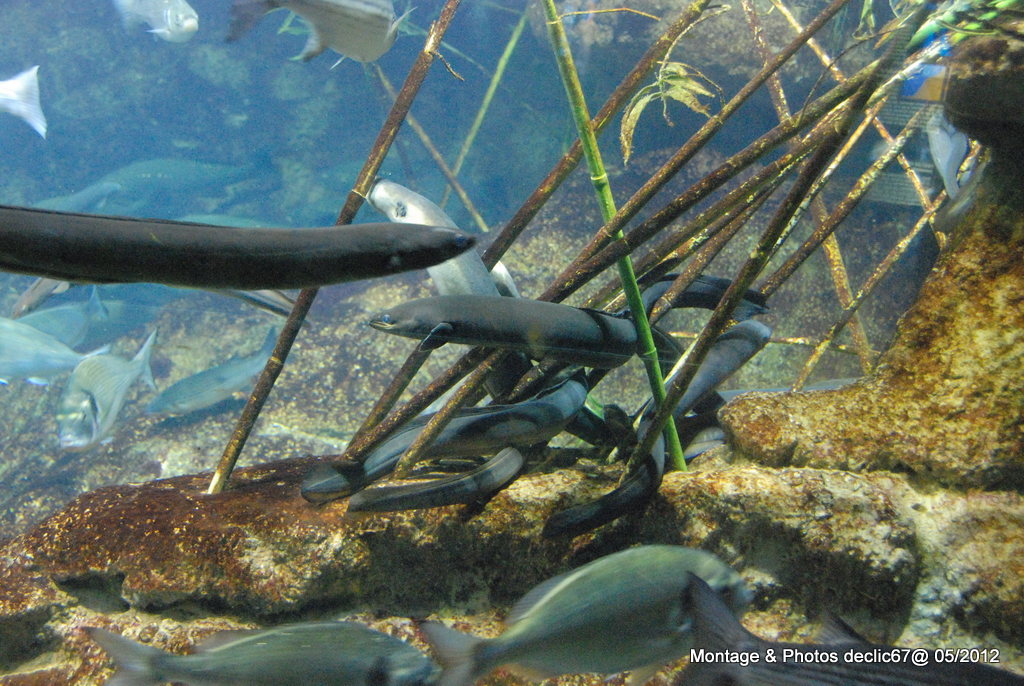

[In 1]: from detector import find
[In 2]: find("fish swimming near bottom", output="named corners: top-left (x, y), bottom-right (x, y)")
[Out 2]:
top-left (57, 331), bottom-right (157, 451)
top-left (87, 620), bottom-right (438, 686)
top-left (228, 0), bottom-right (409, 62)
top-left (112, 0), bottom-right (199, 42)
top-left (146, 327), bottom-right (278, 415)
top-left (680, 573), bottom-right (1024, 686)
top-left (0, 205), bottom-right (474, 290)
top-left (422, 545), bottom-right (751, 686)
top-left (0, 66), bottom-right (46, 138)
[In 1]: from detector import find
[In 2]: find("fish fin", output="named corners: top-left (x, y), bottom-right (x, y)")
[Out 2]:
top-left (686, 573), bottom-right (755, 651)
top-left (817, 613), bottom-right (868, 645)
top-left (298, 30), bottom-right (327, 61)
top-left (329, 55), bottom-right (348, 70)
top-left (26, 377), bottom-right (49, 386)
top-left (624, 663), bottom-right (661, 686)
top-left (85, 627), bottom-right (164, 686)
top-left (6, 66), bottom-right (46, 138)
top-left (84, 344), bottom-right (112, 359)
top-left (420, 621), bottom-right (485, 686)
top-left (389, 7), bottom-right (415, 41)
top-left (418, 323), bottom-right (453, 351)
top-left (133, 331), bottom-right (158, 390)
top-left (0, 378), bottom-right (8, 385)
top-left (86, 286), bottom-right (110, 320)
top-left (227, 0), bottom-right (275, 42)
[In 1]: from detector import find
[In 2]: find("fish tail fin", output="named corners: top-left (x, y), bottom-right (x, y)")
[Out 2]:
top-left (86, 286), bottom-right (110, 321)
top-left (85, 627), bottom-right (164, 685)
top-left (679, 573), bottom-right (755, 685)
top-left (7, 65), bottom-right (46, 138)
top-left (260, 326), bottom-right (279, 357)
top-left (420, 621), bottom-right (486, 686)
top-left (133, 331), bottom-right (158, 390)
top-left (227, 0), bottom-right (275, 42)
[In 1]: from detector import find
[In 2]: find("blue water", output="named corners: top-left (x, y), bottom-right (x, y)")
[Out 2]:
top-left (0, 0), bottom-right (939, 533)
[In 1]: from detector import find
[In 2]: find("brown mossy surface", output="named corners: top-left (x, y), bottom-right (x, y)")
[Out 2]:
top-left (0, 454), bottom-right (1022, 682)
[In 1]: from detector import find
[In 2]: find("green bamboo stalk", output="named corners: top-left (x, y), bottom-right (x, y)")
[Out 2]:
top-left (538, 64), bottom-right (871, 305)
top-left (209, 0), bottom-right (465, 494)
top-left (441, 10), bottom-right (529, 211)
top-left (337, 1), bottom-right (712, 469)
top-left (626, 2), bottom-right (929, 467)
top-left (540, 0), bottom-right (686, 470)
top-left (482, 0), bottom-right (713, 269)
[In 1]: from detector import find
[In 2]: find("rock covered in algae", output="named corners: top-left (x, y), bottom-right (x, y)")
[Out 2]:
top-left (719, 144), bottom-right (1024, 490)
top-left (0, 453), bottom-right (1022, 682)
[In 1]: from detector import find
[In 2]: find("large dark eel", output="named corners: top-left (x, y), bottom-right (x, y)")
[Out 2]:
top-left (368, 295), bottom-right (637, 369)
top-left (0, 205), bottom-right (474, 289)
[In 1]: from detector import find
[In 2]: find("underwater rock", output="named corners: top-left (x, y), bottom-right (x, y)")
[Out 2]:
top-left (0, 455), bottom-right (1021, 681)
top-left (943, 14), bottom-right (1024, 152)
top-left (720, 149), bottom-right (1024, 491)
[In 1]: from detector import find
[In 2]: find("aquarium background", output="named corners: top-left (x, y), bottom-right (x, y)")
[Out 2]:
top-left (0, 0), bottom-right (936, 534)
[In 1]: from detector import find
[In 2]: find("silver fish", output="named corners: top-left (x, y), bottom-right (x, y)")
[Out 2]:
top-left (0, 316), bottom-right (105, 384)
top-left (57, 331), bottom-right (156, 451)
top-left (10, 277), bottom-right (70, 318)
top-left (368, 179), bottom-right (518, 298)
top-left (34, 181), bottom-right (123, 212)
top-left (228, 0), bottom-right (410, 62)
top-left (0, 66), bottom-right (46, 138)
top-left (87, 620), bottom-right (438, 686)
top-left (926, 110), bottom-right (969, 199)
top-left (422, 545), bottom-right (751, 686)
top-left (18, 286), bottom-right (108, 349)
top-left (112, 0), bottom-right (199, 42)
top-left (680, 573), bottom-right (1024, 686)
top-left (147, 327), bottom-right (277, 415)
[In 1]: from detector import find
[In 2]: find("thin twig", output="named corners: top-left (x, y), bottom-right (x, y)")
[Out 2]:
top-left (209, 0), bottom-right (465, 494)
top-left (373, 65), bottom-right (489, 233)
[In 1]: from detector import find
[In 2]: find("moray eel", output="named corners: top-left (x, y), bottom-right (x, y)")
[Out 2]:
top-left (347, 447), bottom-right (524, 512)
top-left (0, 205), bottom-right (474, 289)
top-left (369, 295), bottom-right (637, 369)
top-left (301, 372), bottom-right (588, 504)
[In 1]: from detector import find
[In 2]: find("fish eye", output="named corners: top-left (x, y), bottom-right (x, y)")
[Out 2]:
top-left (394, 202), bottom-right (407, 218)
top-left (377, 314), bottom-right (394, 326)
